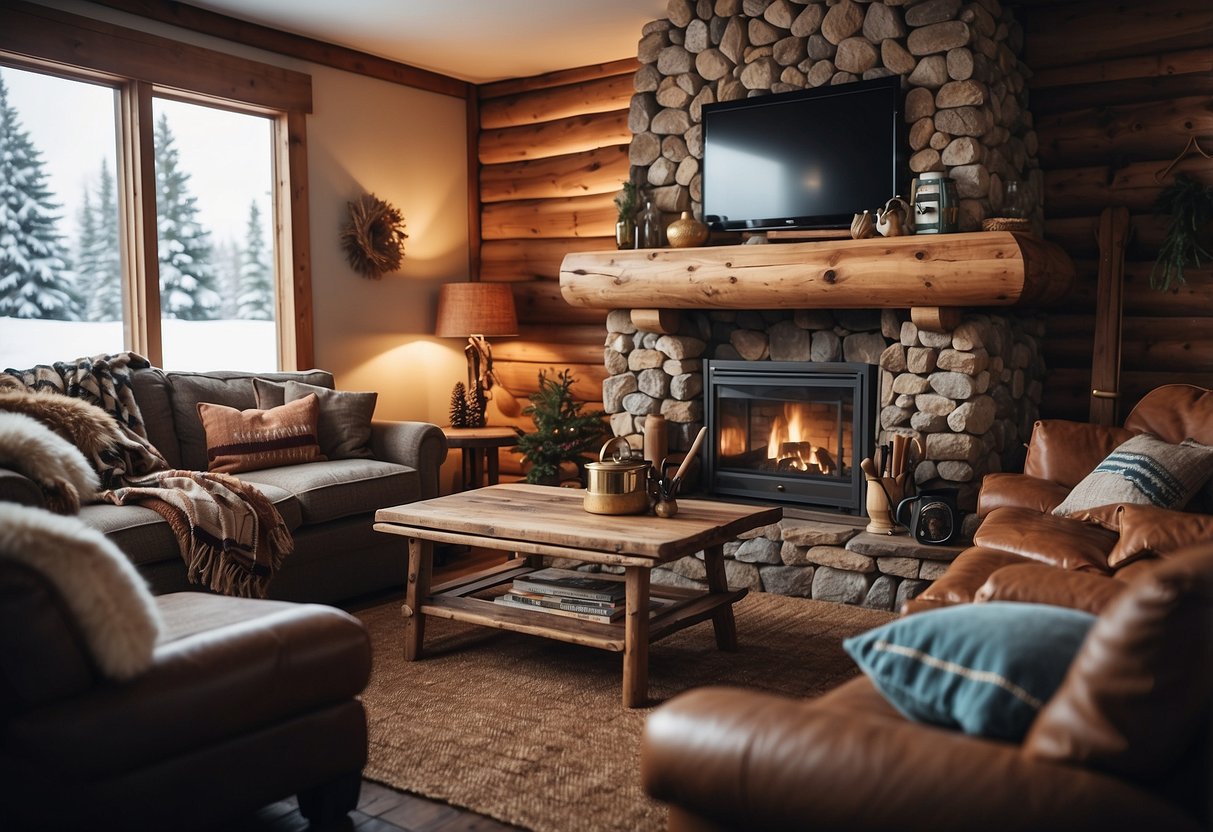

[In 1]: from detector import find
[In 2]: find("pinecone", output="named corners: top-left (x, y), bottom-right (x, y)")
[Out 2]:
top-left (465, 384), bottom-right (486, 428)
top-left (449, 382), bottom-right (469, 428)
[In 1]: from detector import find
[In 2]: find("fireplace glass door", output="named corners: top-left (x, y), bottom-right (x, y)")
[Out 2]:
top-left (705, 361), bottom-right (876, 512)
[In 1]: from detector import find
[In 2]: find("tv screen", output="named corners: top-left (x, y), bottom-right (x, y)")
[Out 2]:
top-left (702, 76), bottom-right (906, 231)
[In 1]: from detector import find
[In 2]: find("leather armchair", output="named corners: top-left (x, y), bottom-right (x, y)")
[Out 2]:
top-left (0, 561), bottom-right (373, 831)
top-left (642, 544), bottom-right (1213, 831)
top-left (906, 384), bottom-right (1213, 615)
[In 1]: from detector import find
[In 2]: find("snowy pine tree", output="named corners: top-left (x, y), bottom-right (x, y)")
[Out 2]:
top-left (212, 237), bottom-right (241, 319)
top-left (75, 159), bottom-right (122, 321)
top-left (0, 74), bottom-right (78, 320)
top-left (237, 200), bottom-right (273, 319)
top-left (154, 113), bottom-right (219, 320)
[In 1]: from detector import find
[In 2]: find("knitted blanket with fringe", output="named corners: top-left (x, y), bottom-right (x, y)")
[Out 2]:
top-left (2, 353), bottom-right (293, 598)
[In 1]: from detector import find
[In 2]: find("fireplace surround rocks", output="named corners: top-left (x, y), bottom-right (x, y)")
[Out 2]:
top-left (632, 0), bottom-right (1039, 232)
top-left (599, 304), bottom-right (1046, 609)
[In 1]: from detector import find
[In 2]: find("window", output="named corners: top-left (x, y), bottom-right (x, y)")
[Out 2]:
top-left (0, 4), bottom-right (313, 372)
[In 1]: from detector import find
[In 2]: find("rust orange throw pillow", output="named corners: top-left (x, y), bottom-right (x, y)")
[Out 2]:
top-left (197, 394), bottom-right (325, 474)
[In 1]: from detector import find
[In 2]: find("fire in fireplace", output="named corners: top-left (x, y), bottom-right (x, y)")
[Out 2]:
top-left (705, 361), bottom-right (877, 513)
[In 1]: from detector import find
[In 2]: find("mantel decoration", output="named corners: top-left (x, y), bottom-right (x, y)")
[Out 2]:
top-left (341, 193), bottom-right (407, 279)
top-left (614, 181), bottom-right (637, 250)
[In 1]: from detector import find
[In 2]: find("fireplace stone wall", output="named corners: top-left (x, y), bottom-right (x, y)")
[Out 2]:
top-left (601, 304), bottom-right (1046, 608)
top-left (631, 0), bottom-right (1040, 231)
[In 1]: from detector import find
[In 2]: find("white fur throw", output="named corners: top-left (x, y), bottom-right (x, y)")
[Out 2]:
top-left (0, 503), bottom-right (163, 680)
top-left (0, 411), bottom-right (99, 514)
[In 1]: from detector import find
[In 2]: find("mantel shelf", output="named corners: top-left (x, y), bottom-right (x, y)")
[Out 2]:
top-left (558, 232), bottom-right (1075, 319)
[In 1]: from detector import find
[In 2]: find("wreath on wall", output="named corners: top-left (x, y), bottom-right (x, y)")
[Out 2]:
top-left (340, 193), bottom-right (408, 279)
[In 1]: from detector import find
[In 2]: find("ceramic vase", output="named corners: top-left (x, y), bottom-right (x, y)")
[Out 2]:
top-left (666, 211), bottom-right (709, 248)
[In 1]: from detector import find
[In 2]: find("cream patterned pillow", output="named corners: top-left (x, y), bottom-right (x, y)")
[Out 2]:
top-left (1052, 433), bottom-right (1213, 519)
top-left (198, 394), bottom-right (325, 474)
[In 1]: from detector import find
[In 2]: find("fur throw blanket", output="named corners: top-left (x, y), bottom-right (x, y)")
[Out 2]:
top-left (0, 411), bottom-right (100, 514)
top-left (105, 470), bottom-right (291, 599)
top-left (0, 355), bottom-right (294, 598)
top-left (0, 503), bottom-right (163, 680)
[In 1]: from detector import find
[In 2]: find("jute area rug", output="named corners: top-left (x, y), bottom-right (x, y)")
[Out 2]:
top-left (356, 592), bottom-right (894, 832)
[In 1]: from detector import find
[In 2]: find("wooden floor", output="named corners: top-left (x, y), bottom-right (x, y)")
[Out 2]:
top-left (225, 547), bottom-right (521, 832)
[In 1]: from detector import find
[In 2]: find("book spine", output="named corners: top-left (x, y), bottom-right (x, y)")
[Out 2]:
top-left (494, 596), bottom-right (618, 624)
top-left (510, 580), bottom-right (622, 603)
top-left (500, 593), bottom-right (562, 610)
top-left (559, 601), bottom-right (621, 618)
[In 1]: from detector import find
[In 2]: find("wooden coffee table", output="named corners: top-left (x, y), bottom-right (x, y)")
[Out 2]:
top-left (374, 484), bottom-right (781, 707)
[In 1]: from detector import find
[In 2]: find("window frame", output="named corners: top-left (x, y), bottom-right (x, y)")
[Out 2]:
top-left (0, 2), bottom-right (314, 369)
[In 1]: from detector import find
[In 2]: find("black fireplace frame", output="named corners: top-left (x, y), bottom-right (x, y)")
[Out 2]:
top-left (704, 360), bottom-right (878, 513)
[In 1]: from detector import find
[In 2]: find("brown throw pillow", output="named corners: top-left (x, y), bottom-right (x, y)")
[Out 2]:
top-left (1052, 434), bottom-right (1213, 521)
top-left (197, 394), bottom-right (324, 474)
top-left (252, 379), bottom-right (376, 460)
top-left (974, 563), bottom-right (1126, 615)
top-left (1023, 543), bottom-right (1213, 780)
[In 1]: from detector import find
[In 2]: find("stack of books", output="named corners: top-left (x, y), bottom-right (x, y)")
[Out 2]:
top-left (494, 567), bottom-right (628, 623)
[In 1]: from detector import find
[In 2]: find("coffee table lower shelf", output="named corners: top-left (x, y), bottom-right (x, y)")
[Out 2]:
top-left (424, 559), bottom-right (748, 653)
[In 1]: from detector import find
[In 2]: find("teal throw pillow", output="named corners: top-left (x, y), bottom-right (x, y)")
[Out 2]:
top-left (843, 602), bottom-right (1096, 741)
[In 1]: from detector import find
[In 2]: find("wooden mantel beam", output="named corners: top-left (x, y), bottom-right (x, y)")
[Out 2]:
top-left (558, 232), bottom-right (1074, 311)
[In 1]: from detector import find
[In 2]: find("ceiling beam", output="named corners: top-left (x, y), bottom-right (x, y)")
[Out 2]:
top-left (86, 0), bottom-right (472, 99)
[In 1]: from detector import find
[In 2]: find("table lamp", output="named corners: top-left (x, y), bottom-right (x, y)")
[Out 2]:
top-left (435, 282), bottom-right (519, 425)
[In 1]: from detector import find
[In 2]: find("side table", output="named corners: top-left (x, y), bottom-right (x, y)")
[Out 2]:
top-left (442, 426), bottom-right (517, 491)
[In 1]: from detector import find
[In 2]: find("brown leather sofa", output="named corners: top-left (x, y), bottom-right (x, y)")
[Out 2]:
top-left (641, 543), bottom-right (1213, 831)
top-left (0, 559), bottom-right (373, 831)
top-left (905, 384), bottom-right (1213, 616)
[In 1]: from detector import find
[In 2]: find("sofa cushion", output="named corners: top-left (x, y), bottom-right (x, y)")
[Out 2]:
top-left (130, 367), bottom-right (179, 467)
top-left (973, 507), bottom-right (1118, 572)
top-left (198, 395), bottom-right (324, 474)
top-left (1107, 504), bottom-right (1213, 569)
top-left (168, 370), bottom-right (333, 471)
top-left (1024, 543), bottom-right (1213, 780)
top-left (975, 563), bottom-right (1127, 614)
top-left (843, 602), bottom-right (1096, 741)
top-left (1052, 434), bottom-right (1213, 520)
top-left (1022, 419), bottom-right (1135, 488)
top-left (236, 458), bottom-right (417, 524)
top-left (253, 379), bottom-right (376, 460)
top-left (78, 503), bottom-right (179, 568)
top-left (903, 547), bottom-right (1027, 613)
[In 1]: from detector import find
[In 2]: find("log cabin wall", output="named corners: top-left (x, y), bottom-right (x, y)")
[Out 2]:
top-left (1026, 0), bottom-right (1213, 421)
top-left (476, 59), bottom-right (638, 478)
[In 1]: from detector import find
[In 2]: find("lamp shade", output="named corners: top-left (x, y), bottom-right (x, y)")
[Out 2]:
top-left (435, 282), bottom-right (518, 338)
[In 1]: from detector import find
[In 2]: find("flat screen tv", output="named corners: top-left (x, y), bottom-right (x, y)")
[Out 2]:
top-left (701, 76), bottom-right (906, 232)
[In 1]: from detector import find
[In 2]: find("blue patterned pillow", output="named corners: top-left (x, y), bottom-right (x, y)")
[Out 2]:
top-left (1052, 433), bottom-right (1213, 518)
top-left (843, 603), bottom-right (1096, 741)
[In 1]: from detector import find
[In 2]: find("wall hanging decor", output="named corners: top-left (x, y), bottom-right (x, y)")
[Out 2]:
top-left (341, 193), bottom-right (407, 279)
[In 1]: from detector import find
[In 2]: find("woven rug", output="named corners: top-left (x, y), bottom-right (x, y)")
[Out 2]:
top-left (356, 592), bottom-right (894, 832)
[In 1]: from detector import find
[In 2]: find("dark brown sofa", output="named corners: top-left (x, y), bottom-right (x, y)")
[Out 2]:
top-left (642, 543), bottom-right (1213, 831)
top-left (0, 556), bottom-right (373, 831)
top-left (641, 385), bottom-right (1213, 830)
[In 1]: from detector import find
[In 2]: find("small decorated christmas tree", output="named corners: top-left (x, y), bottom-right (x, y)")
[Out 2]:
top-left (514, 369), bottom-right (607, 485)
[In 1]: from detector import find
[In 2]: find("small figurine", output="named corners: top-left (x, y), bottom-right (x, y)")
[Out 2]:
top-left (850, 210), bottom-right (874, 239)
top-left (876, 197), bottom-right (914, 237)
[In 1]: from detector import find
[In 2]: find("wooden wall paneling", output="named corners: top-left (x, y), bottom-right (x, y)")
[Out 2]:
top-left (467, 93), bottom-right (482, 280)
top-left (1089, 206), bottom-right (1130, 424)
top-left (481, 193), bottom-right (618, 240)
top-left (494, 361), bottom-right (607, 402)
top-left (1044, 156), bottom-right (1213, 217)
top-left (511, 281), bottom-right (608, 325)
top-left (480, 73), bottom-right (635, 129)
top-left (481, 237), bottom-right (613, 282)
top-left (1066, 262), bottom-right (1213, 314)
top-left (480, 58), bottom-right (639, 99)
top-left (494, 338), bottom-right (605, 365)
top-left (1035, 95), bottom-right (1213, 170)
top-left (1024, 0), bottom-right (1213, 70)
top-left (480, 146), bottom-right (630, 203)
top-left (478, 110), bottom-right (631, 165)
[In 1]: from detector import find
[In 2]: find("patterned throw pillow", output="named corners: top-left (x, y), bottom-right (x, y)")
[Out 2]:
top-left (1051, 433), bottom-right (1213, 520)
top-left (252, 378), bottom-right (376, 460)
top-left (197, 394), bottom-right (325, 474)
top-left (844, 602), bottom-right (1096, 741)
